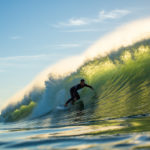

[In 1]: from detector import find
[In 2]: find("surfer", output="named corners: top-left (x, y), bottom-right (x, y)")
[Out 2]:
top-left (65, 79), bottom-right (94, 107)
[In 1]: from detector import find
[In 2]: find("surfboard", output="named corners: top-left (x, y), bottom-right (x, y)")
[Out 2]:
top-left (56, 106), bottom-right (68, 110)
top-left (57, 100), bottom-right (84, 111)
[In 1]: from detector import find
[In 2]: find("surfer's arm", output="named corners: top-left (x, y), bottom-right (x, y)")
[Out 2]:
top-left (85, 84), bottom-right (94, 90)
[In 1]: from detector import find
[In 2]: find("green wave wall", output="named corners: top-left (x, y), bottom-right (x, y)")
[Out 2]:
top-left (2, 101), bottom-right (36, 122)
top-left (76, 40), bottom-right (150, 119)
top-left (2, 39), bottom-right (150, 122)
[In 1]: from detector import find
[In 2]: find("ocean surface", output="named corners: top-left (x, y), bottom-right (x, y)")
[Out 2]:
top-left (1, 36), bottom-right (150, 149)
top-left (1, 111), bottom-right (150, 149)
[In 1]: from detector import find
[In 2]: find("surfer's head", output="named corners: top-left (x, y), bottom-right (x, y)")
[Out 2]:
top-left (80, 79), bottom-right (85, 85)
top-left (81, 79), bottom-right (85, 82)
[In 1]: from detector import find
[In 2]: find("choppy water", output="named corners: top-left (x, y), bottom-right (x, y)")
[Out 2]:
top-left (1, 111), bottom-right (150, 150)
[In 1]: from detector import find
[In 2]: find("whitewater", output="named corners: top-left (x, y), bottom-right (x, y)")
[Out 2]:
top-left (1, 18), bottom-right (150, 149)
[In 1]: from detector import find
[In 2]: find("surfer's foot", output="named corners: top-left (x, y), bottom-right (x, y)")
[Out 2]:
top-left (72, 100), bottom-right (75, 105)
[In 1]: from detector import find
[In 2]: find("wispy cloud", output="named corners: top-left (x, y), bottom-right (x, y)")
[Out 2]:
top-left (53, 18), bottom-right (88, 28)
top-left (61, 28), bottom-right (106, 33)
top-left (0, 54), bottom-right (58, 68)
top-left (55, 43), bottom-right (80, 49)
top-left (44, 43), bottom-right (81, 49)
top-left (61, 18), bottom-right (88, 27)
top-left (99, 9), bottom-right (130, 20)
top-left (0, 55), bottom-right (47, 61)
top-left (10, 36), bottom-right (22, 40)
top-left (54, 9), bottom-right (131, 28)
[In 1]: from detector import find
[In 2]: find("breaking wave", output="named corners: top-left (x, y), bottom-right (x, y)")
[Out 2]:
top-left (1, 18), bottom-right (150, 122)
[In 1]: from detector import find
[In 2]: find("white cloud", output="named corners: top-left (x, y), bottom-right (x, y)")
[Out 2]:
top-left (10, 36), bottom-right (22, 40)
top-left (53, 43), bottom-right (81, 49)
top-left (54, 18), bottom-right (88, 27)
top-left (0, 55), bottom-right (47, 61)
top-left (54, 9), bottom-right (131, 28)
top-left (99, 9), bottom-right (130, 20)
top-left (44, 41), bottom-right (94, 49)
top-left (66, 18), bottom-right (88, 26)
top-left (0, 54), bottom-right (59, 68)
top-left (61, 28), bottom-right (106, 33)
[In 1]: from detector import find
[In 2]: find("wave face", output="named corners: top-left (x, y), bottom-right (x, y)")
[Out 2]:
top-left (1, 18), bottom-right (150, 122)
top-left (1, 39), bottom-right (150, 122)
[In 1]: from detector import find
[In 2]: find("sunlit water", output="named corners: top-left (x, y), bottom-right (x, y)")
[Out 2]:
top-left (1, 109), bottom-right (150, 150)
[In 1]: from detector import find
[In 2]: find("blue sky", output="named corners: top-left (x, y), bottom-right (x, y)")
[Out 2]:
top-left (0, 0), bottom-right (150, 108)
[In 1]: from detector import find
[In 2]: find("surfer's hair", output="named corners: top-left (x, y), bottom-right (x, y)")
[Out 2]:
top-left (81, 79), bottom-right (85, 82)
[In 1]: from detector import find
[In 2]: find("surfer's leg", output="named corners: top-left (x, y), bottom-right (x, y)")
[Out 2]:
top-left (65, 98), bottom-right (73, 106)
top-left (72, 92), bottom-right (80, 105)
top-left (75, 92), bottom-right (80, 100)
top-left (65, 89), bottom-right (74, 106)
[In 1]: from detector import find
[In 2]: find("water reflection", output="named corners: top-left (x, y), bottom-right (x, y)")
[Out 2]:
top-left (1, 112), bottom-right (150, 149)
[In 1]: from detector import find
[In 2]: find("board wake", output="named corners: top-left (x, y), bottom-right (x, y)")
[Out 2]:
top-left (56, 105), bottom-right (68, 110)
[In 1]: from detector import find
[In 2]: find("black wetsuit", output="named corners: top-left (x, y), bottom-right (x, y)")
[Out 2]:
top-left (65, 83), bottom-right (93, 105)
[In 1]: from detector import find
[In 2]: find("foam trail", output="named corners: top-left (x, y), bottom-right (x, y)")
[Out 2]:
top-left (1, 17), bottom-right (150, 114)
